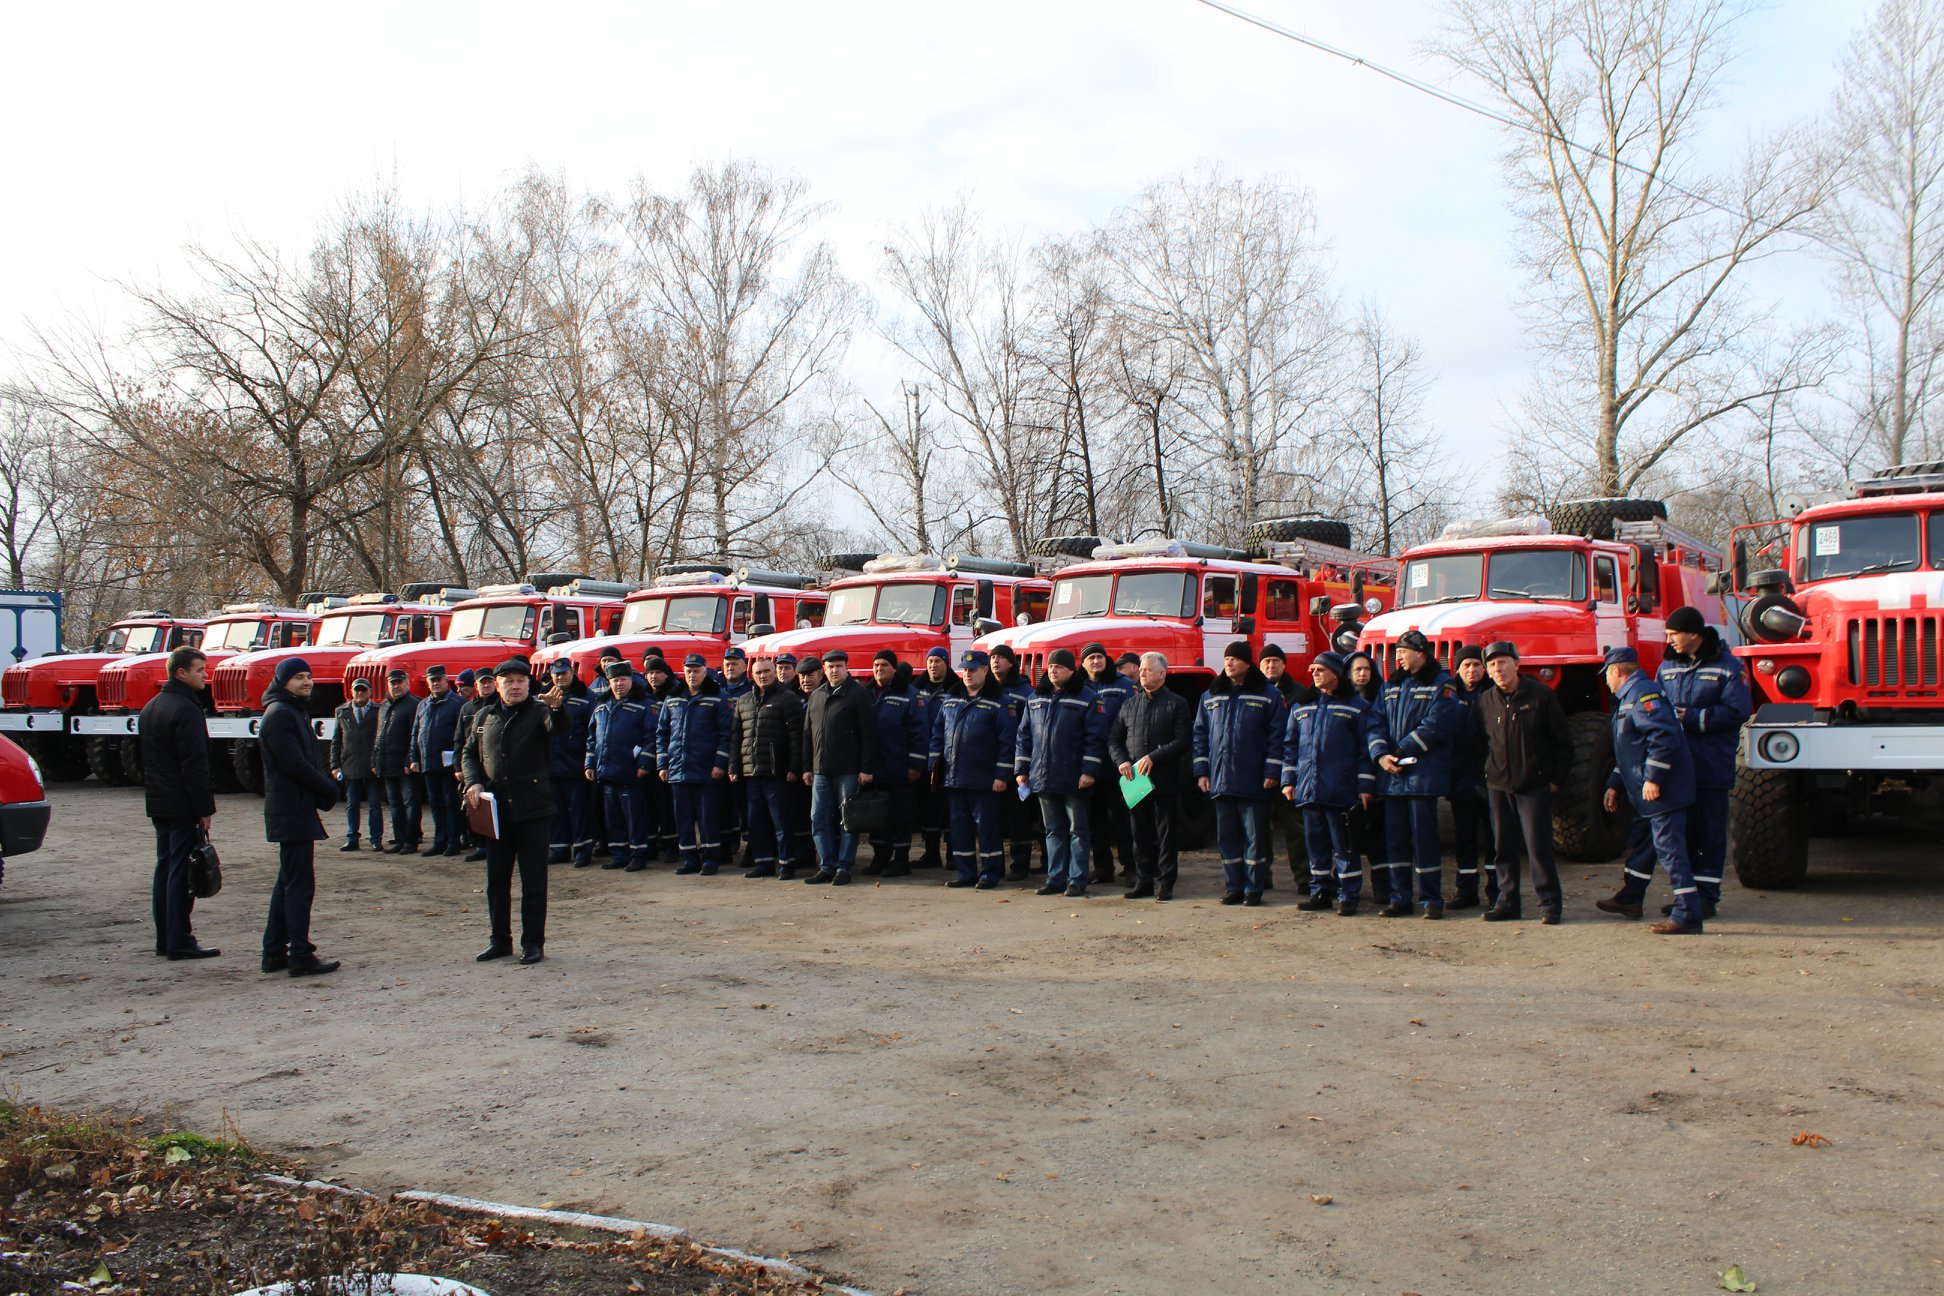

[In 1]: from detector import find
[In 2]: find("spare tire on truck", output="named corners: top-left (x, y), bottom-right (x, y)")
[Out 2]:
top-left (1251, 516), bottom-right (1354, 550)
top-left (1030, 535), bottom-right (1109, 559)
top-left (1729, 755), bottom-right (1810, 889)
top-left (1554, 711), bottom-right (1626, 861)
top-left (1546, 497), bottom-right (1667, 540)
top-left (815, 552), bottom-right (881, 572)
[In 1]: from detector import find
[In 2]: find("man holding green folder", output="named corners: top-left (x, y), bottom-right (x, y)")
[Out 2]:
top-left (1108, 651), bottom-right (1193, 901)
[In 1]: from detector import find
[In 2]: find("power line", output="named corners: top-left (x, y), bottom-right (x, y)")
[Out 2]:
top-left (1191, 0), bottom-right (1886, 279)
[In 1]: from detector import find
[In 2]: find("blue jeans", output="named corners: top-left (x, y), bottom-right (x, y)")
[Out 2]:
top-left (744, 778), bottom-right (792, 868)
top-left (1385, 795), bottom-right (1442, 909)
top-left (1615, 806), bottom-right (1704, 925)
top-left (343, 777), bottom-right (383, 844)
top-left (1213, 796), bottom-right (1271, 896)
top-left (1302, 804), bottom-right (1353, 900)
top-left (1037, 792), bottom-right (1092, 891)
top-left (384, 774), bottom-right (422, 846)
top-left (810, 772), bottom-right (860, 875)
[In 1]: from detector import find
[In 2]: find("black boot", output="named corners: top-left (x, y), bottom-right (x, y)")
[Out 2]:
top-left (881, 846), bottom-right (912, 878)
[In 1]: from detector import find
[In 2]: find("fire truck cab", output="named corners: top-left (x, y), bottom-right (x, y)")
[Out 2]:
top-left (532, 567), bottom-right (826, 683)
top-left (343, 579), bottom-right (626, 700)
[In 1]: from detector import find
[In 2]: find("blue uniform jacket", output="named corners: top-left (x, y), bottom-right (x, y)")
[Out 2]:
top-left (1281, 684), bottom-right (1388, 810)
top-left (547, 692), bottom-right (592, 779)
top-left (1378, 662), bottom-right (1465, 798)
top-left (931, 680), bottom-right (1020, 791)
top-left (409, 688), bottom-right (464, 773)
top-left (1192, 670), bottom-right (1286, 800)
top-left (1087, 670), bottom-right (1135, 730)
top-left (869, 669), bottom-right (929, 781)
top-left (657, 677), bottom-right (732, 784)
top-left (1015, 676), bottom-right (1109, 795)
top-left (587, 693), bottom-right (654, 782)
top-left (1606, 669), bottom-right (1695, 815)
top-left (1656, 631), bottom-right (1749, 790)
top-left (1447, 678), bottom-right (1490, 799)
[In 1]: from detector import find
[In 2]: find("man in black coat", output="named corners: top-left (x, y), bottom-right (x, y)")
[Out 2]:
top-left (1476, 641), bottom-right (1574, 923)
top-left (800, 649), bottom-right (877, 884)
top-left (259, 658), bottom-right (342, 976)
top-left (138, 646), bottom-right (219, 959)
top-left (1107, 652), bottom-right (1193, 901)
top-left (462, 657), bottom-right (570, 964)
top-left (727, 655), bottom-right (806, 878)
top-left (374, 668), bottom-right (421, 853)
top-left (329, 676), bottom-right (382, 851)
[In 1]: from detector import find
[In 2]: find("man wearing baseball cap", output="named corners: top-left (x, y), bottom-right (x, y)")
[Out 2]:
top-left (407, 664), bottom-right (464, 857)
top-left (658, 653), bottom-right (733, 875)
top-left (453, 667), bottom-right (500, 862)
top-left (1656, 606), bottom-right (1748, 919)
top-left (1475, 641), bottom-right (1572, 923)
top-left (1598, 645), bottom-right (1706, 933)
top-left (1281, 650), bottom-right (1386, 914)
top-left (461, 656), bottom-right (572, 963)
top-left (374, 667), bottom-right (421, 854)
top-left (931, 649), bottom-right (1017, 889)
top-left (1445, 644), bottom-right (1497, 911)
top-left (588, 659), bottom-right (655, 871)
top-left (542, 659), bottom-right (594, 866)
top-left (802, 649), bottom-right (875, 884)
top-left (987, 643), bottom-right (1039, 880)
top-left (717, 647), bottom-right (752, 869)
top-left (911, 645), bottom-right (965, 869)
top-left (1081, 642), bottom-right (1136, 885)
top-left (1193, 641), bottom-right (1286, 906)
top-left (1375, 631), bottom-right (1465, 918)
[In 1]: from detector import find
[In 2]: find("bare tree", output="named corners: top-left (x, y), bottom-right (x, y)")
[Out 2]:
top-left (830, 384), bottom-right (982, 553)
top-left (1821, 0), bottom-right (1944, 463)
top-left (1435, 0), bottom-right (1827, 494)
top-left (1336, 307), bottom-right (1447, 552)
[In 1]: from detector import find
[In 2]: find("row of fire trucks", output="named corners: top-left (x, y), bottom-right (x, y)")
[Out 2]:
top-left (8, 471), bottom-right (1944, 891)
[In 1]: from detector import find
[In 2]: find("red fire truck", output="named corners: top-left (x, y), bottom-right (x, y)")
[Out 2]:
top-left (737, 554), bottom-right (1050, 665)
top-left (977, 535), bottom-right (1396, 686)
top-left (1356, 499), bottom-right (1727, 862)
top-left (210, 587), bottom-right (469, 792)
top-left (0, 611), bottom-right (206, 783)
top-left (532, 567), bottom-right (827, 682)
top-left (76, 603), bottom-right (320, 787)
top-left (342, 578), bottom-right (627, 700)
top-left (1726, 462), bottom-right (1944, 887)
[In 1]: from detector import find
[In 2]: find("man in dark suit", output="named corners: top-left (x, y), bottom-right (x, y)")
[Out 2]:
top-left (462, 658), bottom-right (570, 964)
top-left (329, 676), bottom-right (382, 851)
top-left (374, 668), bottom-right (421, 853)
top-left (138, 646), bottom-right (219, 959)
top-left (1108, 652), bottom-right (1193, 901)
top-left (259, 658), bottom-right (342, 976)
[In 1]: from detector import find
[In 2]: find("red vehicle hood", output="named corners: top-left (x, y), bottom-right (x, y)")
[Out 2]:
top-left (214, 644), bottom-right (372, 713)
top-left (344, 638), bottom-right (533, 697)
top-left (1361, 602), bottom-right (1603, 663)
top-left (99, 649), bottom-right (246, 711)
top-left (978, 616), bottom-right (1199, 660)
top-left (739, 623), bottom-right (946, 665)
top-left (533, 633), bottom-right (726, 684)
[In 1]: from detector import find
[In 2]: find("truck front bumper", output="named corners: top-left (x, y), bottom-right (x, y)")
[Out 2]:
top-left (0, 711), bottom-right (67, 733)
top-left (1745, 705), bottom-right (1944, 770)
top-left (70, 715), bottom-right (139, 737)
top-left (0, 800), bottom-right (51, 855)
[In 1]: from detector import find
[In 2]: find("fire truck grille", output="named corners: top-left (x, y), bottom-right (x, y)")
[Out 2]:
top-left (2, 672), bottom-right (26, 707)
top-left (97, 673), bottom-right (127, 709)
top-left (344, 661), bottom-right (388, 697)
top-left (1847, 615), bottom-right (1944, 688)
top-left (1019, 651), bottom-right (1046, 683)
top-left (212, 662), bottom-right (249, 710)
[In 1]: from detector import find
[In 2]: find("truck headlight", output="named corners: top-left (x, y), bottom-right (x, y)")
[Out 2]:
top-left (1774, 665), bottom-right (1812, 698)
top-left (1759, 732), bottom-right (1800, 763)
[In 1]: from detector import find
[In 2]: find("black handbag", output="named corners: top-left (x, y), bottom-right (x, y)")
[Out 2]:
top-left (188, 831), bottom-right (223, 898)
top-left (841, 786), bottom-right (892, 836)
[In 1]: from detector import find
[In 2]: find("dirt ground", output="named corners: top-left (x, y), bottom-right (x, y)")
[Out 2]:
top-left (2, 784), bottom-right (1940, 1295)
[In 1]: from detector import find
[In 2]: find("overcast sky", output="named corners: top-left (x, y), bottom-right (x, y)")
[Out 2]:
top-left (0, 0), bottom-right (1866, 487)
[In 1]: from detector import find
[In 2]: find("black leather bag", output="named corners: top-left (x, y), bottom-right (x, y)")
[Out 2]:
top-left (841, 786), bottom-right (892, 836)
top-left (188, 831), bottom-right (223, 898)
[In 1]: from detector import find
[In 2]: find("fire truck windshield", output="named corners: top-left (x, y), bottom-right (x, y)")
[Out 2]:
top-left (1401, 554), bottom-right (1484, 606)
top-left (659, 596), bottom-right (726, 634)
top-left (1485, 550), bottom-right (1587, 601)
top-left (446, 604), bottom-right (536, 642)
top-left (873, 583), bottom-right (947, 626)
top-left (1114, 572), bottom-right (1191, 617)
top-left (827, 587), bottom-right (875, 625)
top-left (201, 620), bottom-right (269, 651)
top-left (1050, 575), bottom-right (1113, 618)
top-left (314, 613), bottom-right (391, 647)
top-left (1799, 512), bottom-right (1921, 581)
top-left (104, 625), bottom-right (167, 653)
top-left (618, 599), bottom-right (665, 634)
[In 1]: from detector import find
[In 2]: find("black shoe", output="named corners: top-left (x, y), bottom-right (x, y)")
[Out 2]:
top-left (1006, 866), bottom-right (1030, 881)
top-left (1380, 902), bottom-right (1413, 918)
top-left (166, 946), bottom-right (221, 960)
top-left (339, 840), bottom-right (360, 853)
top-left (1220, 891), bottom-right (1244, 906)
top-left (384, 843), bottom-right (406, 855)
top-left (1448, 895), bottom-right (1481, 911)
top-left (1036, 883), bottom-right (1064, 896)
top-left (573, 857), bottom-right (596, 868)
top-left (946, 877), bottom-right (978, 888)
top-left (1483, 906), bottom-right (1522, 922)
top-left (476, 944), bottom-right (513, 962)
top-left (1661, 902), bottom-right (1719, 920)
top-left (261, 954), bottom-right (290, 972)
top-left (421, 845), bottom-right (444, 857)
top-left (1541, 910), bottom-right (1562, 925)
top-left (1421, 906), bottom-right (1444, 920)
top-left (1156, 888), bottom-right (1174, 902)
top-left (880, 863), bottom-right (912, 877)
top-left (445, 846), bottom-right (465, 857)
top-left (831, 872), bottom-right (852, 887)
top-left (518, 946), bottom-right (545, 964)
top-left (289, 958), bottom-right (340, 978)
top-left (745, 864), bottom-right (777, 879)
top-left (1091, 870), bottom-right (1114, 885)
top-left (1596, 897), bottom-right (1644, 920)
top-left (368, 840), bottom-right (385, 852)
top-left (861, 860), bottom-right (884, 876)
top-left (1296, 895), bottom-right (1334, 912)
top-left (549, 850), bottom-right (569, 864)
top-left (1335, 900), bottom-right (1359, 916)
top-left (699, 864), bottom-right (719, 876)
top-left (777, 869), bottom-right (799, 881)
top-left (601, 858), bottom-right (628, 870)
top-left (1066, 886), bottom-right (1088, 898)
top-left (1124, 883), bottom-right (1155, 900)
top-left (975, 877), bottom-right (999, 890)
top-left (805, 870), bottom-right (836, 884)
top-left (675, 863), bottom-right (702, 875)
top-left (624, 862), bottom-right (647, 873)
top-left (1243, 893), bottom-right (1263, 907)
top-left (464, 849), bottom-right (486, 862)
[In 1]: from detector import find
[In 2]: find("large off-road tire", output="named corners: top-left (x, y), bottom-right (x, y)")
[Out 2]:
top-left (1546, 497), bottom-right (1667, 541)
top-left (1729, 758), bottom-right (1810, 889)
top-left (1554, 710), bottom-right (1626, 861)
top-left (1030, 535), bottom-right (1109, 560)
top-left (24, 733), bottom-right (90, 783)
top-left (1252, 516), bottom-right (1354, 550)
top-left (815, 551), bottom-right (881, 572)
top-left (86, 735), bottom-right (132, 786)
top-left (117, 737), bottom-right (144, 786)
top-left (229, 739), bottom-right (264, 795)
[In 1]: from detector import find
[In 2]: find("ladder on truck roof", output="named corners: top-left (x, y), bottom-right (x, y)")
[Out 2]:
top-left (1257, 537), bottom-right (1397, 581)
top-left (1612, 519), bottom-right (1723, 568)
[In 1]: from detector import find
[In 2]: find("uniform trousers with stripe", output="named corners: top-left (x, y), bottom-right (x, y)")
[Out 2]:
top-left (1384, 795), bottom-right (1442, 910)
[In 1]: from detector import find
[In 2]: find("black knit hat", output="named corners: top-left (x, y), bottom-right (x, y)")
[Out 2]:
top-left (1665, 606), bottom-right (1707, 635)
top-left (1047, 647), bottom-right (1076, 669)
top-left (1081, 642), bottom-right (1108, 660)
top-left (1453, 644), bottom-right (1484, 665)
top-left (1223, 639), bottom-right (1254, 665)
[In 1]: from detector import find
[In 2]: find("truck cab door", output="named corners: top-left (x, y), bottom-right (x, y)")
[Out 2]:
top-left (948, 583), bottom-right (977, 657)
top-left (1592, 554), bottom-right (1628, 653)
top-left (1200, 573), bottom-right (1238, 668)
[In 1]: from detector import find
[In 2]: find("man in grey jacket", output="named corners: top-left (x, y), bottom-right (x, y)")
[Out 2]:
top-left (329, 676), bottom-right (382, 851)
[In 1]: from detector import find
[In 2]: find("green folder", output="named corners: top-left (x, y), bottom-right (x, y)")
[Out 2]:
top-left (1120, 769), bottom-right (1154, 808)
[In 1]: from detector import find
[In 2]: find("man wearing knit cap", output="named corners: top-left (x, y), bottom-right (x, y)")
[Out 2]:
top-left (1257, 642), bottom-right (1312, 891)
top-left (1015, 646), bottom-right (1109, 896)
top-left (542, 659), bottom-right (592, 866)
top-left (932, 648), bottom-right (1018, 889)
top-left (863, 648), bottom-right (926, 876)
top-left (1193, 640), bottom-right (1287, 906)
top-left (454, 668), bottom-right (499, 862)
top-left (1445, 644), bottom-right (1498, 911)
top-left (587, 659), bottom-right (654, 871)
top-left (986, 643), bottom-right (1039, 879)
top-left (802, 648), bottom-right (875, 884)
top-left (658, 652), bottom-right (732, 875)
top-left (639, 655), bottom-right (677, 861)
top-left (911, 644), bottom-right (964, 869)
top-left (1376, 630), bottom-right (1465, 917)
top-left (259, 657), bottom-right (342, 975)
top-left (329, 676), bottom-right (382, 852)
top-left (1655, 605), bottom-right (1748, 919)
top-left (717, 646), bottom-right (751, 868)
top-left (1281, 649), bottom-right (1387, 914)
top-left (1476, 641), bottom-right (1572, 922)
top-left (1081, 642), bottom-right (1135, 884)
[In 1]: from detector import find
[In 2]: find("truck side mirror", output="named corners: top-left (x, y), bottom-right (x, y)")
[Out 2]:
top-left (1703, 573), bottom-right (1723, 595)
top-left (1235, 614), bottom-right (1256, 635)
top-left (1732, 538), bottom-right (1749, 593)
top-left (1308, 595), bottom-right (1330, 616)
top-left (974, 616), bottom-right (1002, 636)
top-left (377, 637), bottom-right (397, 649)
top-left (547, 632), bottom-right (572, 645)
top-left (748, 623), bottom-right (774, 638)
